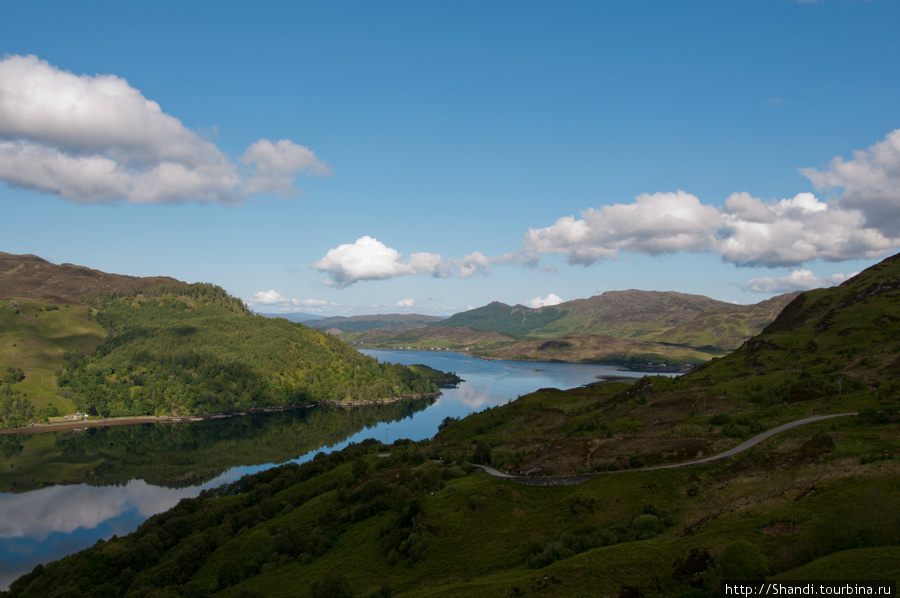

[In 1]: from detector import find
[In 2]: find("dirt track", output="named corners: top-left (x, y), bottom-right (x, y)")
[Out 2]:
top-left (474, 412), bottom-right (858, 485)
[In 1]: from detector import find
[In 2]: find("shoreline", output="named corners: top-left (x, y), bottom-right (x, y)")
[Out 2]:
top-left (359, 346), bottom-right (690, 374)
top-left (0, 392), bottom-right (441, 435)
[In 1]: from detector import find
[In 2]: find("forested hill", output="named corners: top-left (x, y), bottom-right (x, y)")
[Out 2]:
top-left (54, 283), bottom-right (440, 417)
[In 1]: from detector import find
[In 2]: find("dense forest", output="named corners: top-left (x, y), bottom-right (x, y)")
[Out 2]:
top-left (54, 283), bottom-right (440, 418)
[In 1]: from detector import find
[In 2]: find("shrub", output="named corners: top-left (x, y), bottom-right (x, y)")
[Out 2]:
top-left (715, 540), bottom-right (769, 580)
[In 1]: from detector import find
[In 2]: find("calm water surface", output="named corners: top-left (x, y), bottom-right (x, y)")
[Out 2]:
top-left (0, 350), bottom-right (649, 589)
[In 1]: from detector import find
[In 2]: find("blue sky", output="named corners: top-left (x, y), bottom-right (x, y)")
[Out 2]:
top-left (2, 0), bottom-right (899, 316)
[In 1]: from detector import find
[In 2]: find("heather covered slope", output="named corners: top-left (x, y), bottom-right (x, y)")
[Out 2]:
top-left (683, 252), bottom-right (900, 404)
top-left (0, 252), bottom-right (177, 305)
top-left (353, 290), bottom-right (797, 366)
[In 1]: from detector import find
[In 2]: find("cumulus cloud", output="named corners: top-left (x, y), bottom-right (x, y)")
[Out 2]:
top-left (524, 191), bottom-right (722, 265)
top-left (311, 236), bottom-right (444, 288)
top-left (717, 192), bottom-right (896, 266)
top-left (526, 293), bottom-right (564, 308)
top-left (801, 128), bottom-right (900, 237)
top-left (246, 290), bottom-right (337, 312)
top-left (741, 269), bottom-right (855, 294)
top-left (448, 251), bottom-right (523, 278)
top-left (0, 54), bottom-right (328, 204)
top-left (523, 186), bottom-right (898, 269)
top-left (240, 139), bottom-right (332, 197)
top-left (311, 131), bottom-right (900, 289)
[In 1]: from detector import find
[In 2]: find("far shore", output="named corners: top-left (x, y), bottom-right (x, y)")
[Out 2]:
top-left (0, 392), bottom-right (441, 436)
top-left (358, 345), bottom-right (690, 373)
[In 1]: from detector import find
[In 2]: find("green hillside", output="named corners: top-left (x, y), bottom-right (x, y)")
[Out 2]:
top-left (56, 283), bottom-right (439, 417)
top-left (533, 290), bottom-right (736, 339)
top-left (635, 292), bottom-right (801, 350)
top-left (8, 253), bottom-right (899, 597)
top-left (432, 301), bottom-right (567, 337)
top-left (0, 299), bottom-right (106, 423)
top-left (357, 291), bottom-right (797, 367)
top-left (0, 253), bottom-right (443, 427)
top-left (305, 314), bottom-right (445, 334)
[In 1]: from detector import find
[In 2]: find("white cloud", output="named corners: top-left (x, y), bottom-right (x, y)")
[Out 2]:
top-left (250, 289), bottom-right (292, 305)
top-left (0, 54), bottom-right (328, 204)
top-left (246, 289), bottom-right (337, 312)
top-left (523, 185), bottom-right (899, 269)
top-left (801, 128), bottom-right (900, 237)
top-left (394, 298), bottom-right (418, 308)
top-left (309, 130), bottom-right (900, 289)
top-left (741, 269), bottom-right (855, 294)
top-left (526, 293), bottom-right (564, 308)
top-left (240, 139), bottom-right (332, 197)
top-left (311, 236), bottom-right (444, 288)
top-left (448, 251), bottom-right (523, 278)
top-left (717, 191), bottom-right (896, 266)
top-left (523, 191), bottom-right (722, 265)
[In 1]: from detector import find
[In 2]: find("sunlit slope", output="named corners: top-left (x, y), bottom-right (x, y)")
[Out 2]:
top-left (57, 282), bottom-right (440, 417)
top-left (684, 252), bottom-right (900, 405)
top-left (1, 252), bottom-right (182, 421)
top-left (0, 300), bottom-right (106, 418)
top-left (431, 291), bottom-right (796, 348)
top-left (1, 252), bottom-right (443, 425)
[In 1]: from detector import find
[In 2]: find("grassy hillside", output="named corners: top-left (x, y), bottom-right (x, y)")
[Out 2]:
top-left (470, 332), bottom-right (710, 368)
top-left (56, 282), bottom-right (439, 417)
top-left (1, 253), bottom-right (183, 425)
top-left (305, 314), bottom-right (445, 334)
top-left (8, 253), bottom-right (900, 597)
top-left (352, 291), bottom-right (796, 367)
top-left (638, 292), bottom-right (801, 350)
top-left (343, 325), bottom-right (515, 352)
top-left (0, 253), bottom-right (444, 426)
top-left (533, 290), bottom-right (736, 339)
top-left (0, 300), bottom-right (106, 420)
top-left (432, 302), bottom-right (567, 337)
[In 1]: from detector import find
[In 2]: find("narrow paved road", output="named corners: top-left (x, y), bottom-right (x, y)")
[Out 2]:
top-left (474, 412), bottom-right (857, 485)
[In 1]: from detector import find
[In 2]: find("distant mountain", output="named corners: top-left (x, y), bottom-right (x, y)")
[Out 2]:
top-left (305, 313), bottom-right (445, 334)
top-left (351, 290), bottom-right (799, 366)
top-left (432, 301), bottom-right (566, 337)
top-left (257, 311), bottom-right (323, 322)
top-left (434, 290), bottom-right (797, 343)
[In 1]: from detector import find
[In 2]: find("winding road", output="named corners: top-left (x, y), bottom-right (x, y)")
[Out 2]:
top-left (474, 412), bottom-right (858, 486)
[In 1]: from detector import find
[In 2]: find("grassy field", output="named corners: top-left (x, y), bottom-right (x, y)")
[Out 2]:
top-left (0, 299), bottom-right (105, 415)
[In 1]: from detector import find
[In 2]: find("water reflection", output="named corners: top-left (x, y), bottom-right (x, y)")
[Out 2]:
top-left (0, 350), bottom-right (650, 589)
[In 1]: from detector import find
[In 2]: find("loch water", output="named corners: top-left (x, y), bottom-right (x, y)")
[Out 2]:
top-left (0, 350), bottom-right (654, 589)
